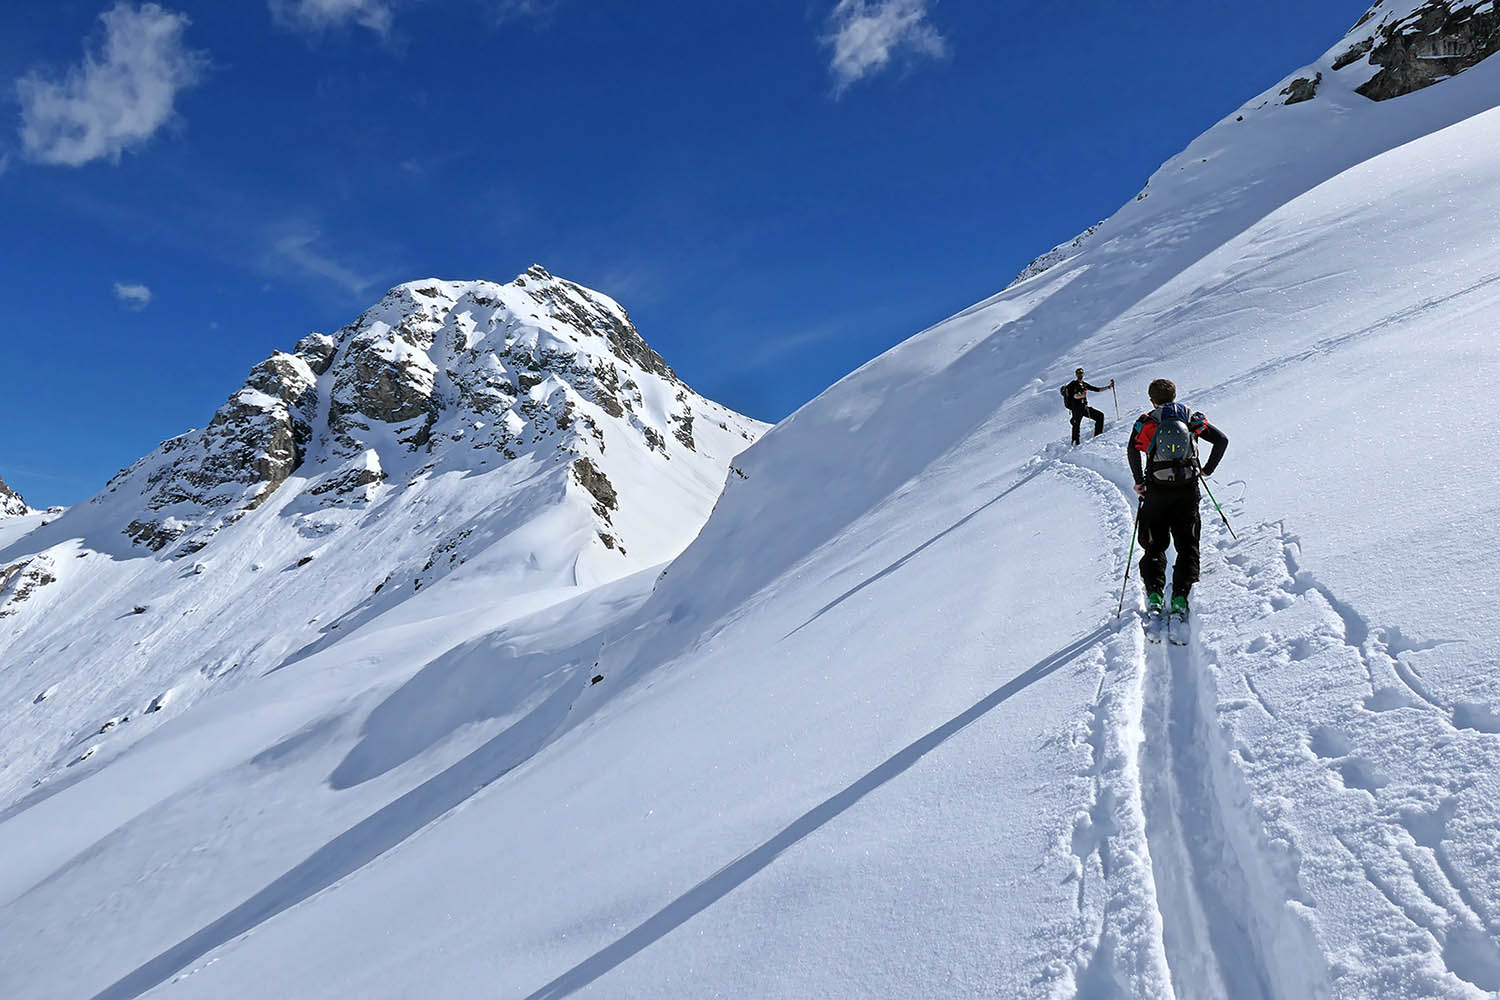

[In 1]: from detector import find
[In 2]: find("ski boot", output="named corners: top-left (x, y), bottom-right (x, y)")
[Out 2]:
top-left (1142, 592), bottom-right (1165, 641)
top-left (1167, 595), bottom-right (1190, 646)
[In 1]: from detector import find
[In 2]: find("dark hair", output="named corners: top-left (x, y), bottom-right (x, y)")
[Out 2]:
top-left (1148, 379), bottom-right (1177, 405)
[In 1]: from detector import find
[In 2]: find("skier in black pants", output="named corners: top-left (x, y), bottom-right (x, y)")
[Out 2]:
top-left (1128, 378), bottom-right (1228, 619)
top-left (1062, 367), bottom-right (1113, 445)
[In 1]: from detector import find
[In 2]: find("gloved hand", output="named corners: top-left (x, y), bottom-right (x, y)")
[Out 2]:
top-left (1133, 482), bottom-right (1146, 496)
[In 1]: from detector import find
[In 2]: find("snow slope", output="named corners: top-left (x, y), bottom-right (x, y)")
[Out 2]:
top-left (3, 5), bottom-right (1500, 998)
top-left (0, 268), bottom-right (763, 808)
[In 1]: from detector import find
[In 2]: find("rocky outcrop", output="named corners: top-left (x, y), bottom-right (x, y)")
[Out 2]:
top-left (1347, 1), bottom-right (1500, 101)
top-left (1281, 72), bottom-right (1323, 105)
top-left (295, 333), bottom-right (337, 375)
top-left (572, 458), bottom-right (618, 518)
top-left (330, 332), bottom-right (438, 438)
top-left (517, 265), bottom-right (675, 379)
top-left (0, 556), bottom-right (56, 618)
top-left (0, 474), bottom-right (30, 517)
top-left (308, 450), bottom-right (384, 503)
top-left (140, 352), bottom-right (318, 512)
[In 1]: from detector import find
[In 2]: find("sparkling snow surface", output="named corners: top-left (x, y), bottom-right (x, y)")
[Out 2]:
top-left (4, 16), bottom-right (1500, 1000)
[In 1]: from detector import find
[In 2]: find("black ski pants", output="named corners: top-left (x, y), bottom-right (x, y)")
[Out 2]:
top-left (1070, 406), bottom-right (1104, 445)
top-left (1138, 487), bottom-right (1201, 598)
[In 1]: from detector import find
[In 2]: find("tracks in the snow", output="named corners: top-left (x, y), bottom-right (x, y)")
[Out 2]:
top-left (1052, 450), bottom-right (1279, 999)
top-left (1141, 628), bottom-right (1273, 1000)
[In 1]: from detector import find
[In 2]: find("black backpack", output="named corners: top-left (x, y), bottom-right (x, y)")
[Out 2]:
top-left (1147, 403), bottom-right (1199, 483)
top-left (1059, 383), bottom-right (1076, 411)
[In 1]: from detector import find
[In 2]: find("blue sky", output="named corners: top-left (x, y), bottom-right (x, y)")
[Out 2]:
top-left (1, 0), bottom-right (1366, 507)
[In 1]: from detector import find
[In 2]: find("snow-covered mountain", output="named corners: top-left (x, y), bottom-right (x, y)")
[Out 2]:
top-left (0, 266), bottom-right (763, 805)
top-left (3, 3), bottom-right (1500, 998)
top-left (0, 474), bottom-right (30, 518)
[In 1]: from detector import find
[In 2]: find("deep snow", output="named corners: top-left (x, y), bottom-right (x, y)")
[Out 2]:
top-left (2, 4), bottom-right (1500, 998)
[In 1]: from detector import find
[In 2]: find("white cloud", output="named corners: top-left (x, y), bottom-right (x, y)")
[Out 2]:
top-left (824, 0), bottom-right (947, 95)
top-left (272, 230), bottom-right (378, 298)
top-left (114, 282), bottom-right (153, 309)
top-left (17, 3), bottom-right (206, 167)
top-left (269, 0), bottom-right (397, 36)
top-left (492, 0), bottom-right (558, 25)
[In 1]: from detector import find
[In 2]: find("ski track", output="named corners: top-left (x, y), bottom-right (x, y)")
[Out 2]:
top-left (1049, 446), bottom-right (1284, 999)
top-left (1044, 429), bottom-right (1500, 999)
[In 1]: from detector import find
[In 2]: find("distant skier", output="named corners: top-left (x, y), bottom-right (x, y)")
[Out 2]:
top-left (1128, 379), bottom-right (1228, 622)
top-left (1060, 367), bottom-right (1113, 445)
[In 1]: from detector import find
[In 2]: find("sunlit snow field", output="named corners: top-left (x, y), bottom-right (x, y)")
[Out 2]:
top-left (3, 13), bottom-right (1500, 1000)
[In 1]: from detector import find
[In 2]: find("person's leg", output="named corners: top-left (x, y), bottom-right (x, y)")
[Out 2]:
top-left (1089, 406), bottom-right (1105, 437)
top-left (1138, 497), bottom-right (1169, 597)
top-left (1169, 495), bottom-right (1203, 599)
top-left (1070, 410), bottom-right (1083, 445)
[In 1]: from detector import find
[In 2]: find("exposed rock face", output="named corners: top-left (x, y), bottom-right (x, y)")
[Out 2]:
top-left (115, 350), bottom-right (320, 547)
top-left (0, 475), bottom-right (30, 517)
top-left (294, 333), bottom-right (336, 375)
top-left (516, 265), bottom-right (674, 379)
top-left (101, 268), bottom-right (760, 558)
top-left (572, 458), bottom-right (618, 518)
top-left (1345, 1), bottom-right (1500, 101)
top-left (1281, 72), bottom-right (1323, 105)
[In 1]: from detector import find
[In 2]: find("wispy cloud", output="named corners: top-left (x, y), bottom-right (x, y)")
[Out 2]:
top-left (271, 229), bottom-right (380, 299)
top-left (17, 3), bottom-right (207, 167)
top-left (269, 0), bottom-right (397, 36)
top-left (0, 153), bottom-right (10, 178)
top-left (742, 321), bottom-right (853, 371)
top-left (492, 0), bottom-right (559, 25)
top-left (114, 281), bottom-right (153, 309)
top-left (824, 0), bottom-right (947, 96)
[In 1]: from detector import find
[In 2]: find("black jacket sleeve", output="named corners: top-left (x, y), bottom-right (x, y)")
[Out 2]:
top-left (1197, 421), bottom-right (1228, 477)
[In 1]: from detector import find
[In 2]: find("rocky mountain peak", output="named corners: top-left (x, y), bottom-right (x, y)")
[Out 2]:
top-left (98, 267), bottom-right (761, 560)
top-left (0, 474), bottom-right (30, 518)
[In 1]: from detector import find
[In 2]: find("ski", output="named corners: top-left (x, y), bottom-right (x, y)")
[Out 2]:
top-left (1167, 609), bottom-right (1189, 646)
top-left (1141, 608), bottom-right (1165, 643)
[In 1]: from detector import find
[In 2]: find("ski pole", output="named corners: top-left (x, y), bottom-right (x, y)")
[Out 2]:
top-left (1200, 475), bottom-right (1237, 540)
top-left (1111, 382), bottom-right (1120, 421)
top-left (1117, 497), bottom-right (1141, 618)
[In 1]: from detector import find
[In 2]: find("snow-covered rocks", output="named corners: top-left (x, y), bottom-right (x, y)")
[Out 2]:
top-left (1343, 0), bottom-right (1500, 101)
top-left (1265, 1), bottom-right (1500, 109)
top-left (0, 474), bottom-right (30, 518)
top-left (101, 266), bottom-right (760, 559)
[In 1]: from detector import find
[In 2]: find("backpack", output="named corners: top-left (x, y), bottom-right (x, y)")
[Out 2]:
top-left (1146, 402), bottom-right (1199, 483)
top-left (1059, 383), bottom-right (1076, 411)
